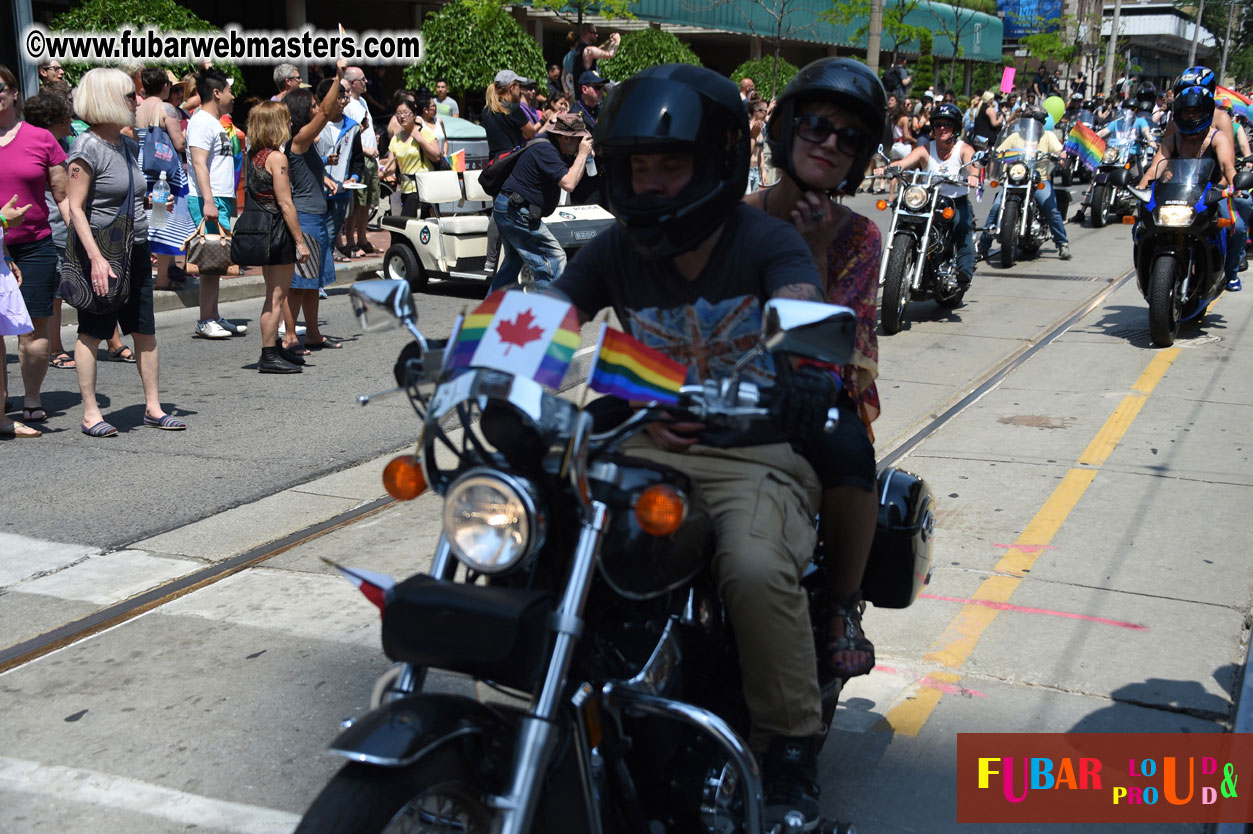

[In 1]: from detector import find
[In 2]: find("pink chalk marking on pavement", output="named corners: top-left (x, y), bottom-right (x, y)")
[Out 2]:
top-left (920, 593), bottom-right (1149, 631)
top-left (993, 543), bottom-right (1057, 553)
top-left (875, 664), bottom-right (986, 697)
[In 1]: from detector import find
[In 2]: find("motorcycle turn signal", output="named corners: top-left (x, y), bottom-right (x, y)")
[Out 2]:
top-left (635, 484), bottom-right (687, 536)
top-left (876, 200), bottom-right (888, 211)
top-left (383, 455), bottom-right (426, 500)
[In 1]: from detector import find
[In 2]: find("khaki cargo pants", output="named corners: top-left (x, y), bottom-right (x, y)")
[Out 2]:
top-left (625, 435), bottom-right (824, 750)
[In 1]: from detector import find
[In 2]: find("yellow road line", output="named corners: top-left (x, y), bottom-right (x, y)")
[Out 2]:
top-left (884, 346), bottom-right (1183, 737)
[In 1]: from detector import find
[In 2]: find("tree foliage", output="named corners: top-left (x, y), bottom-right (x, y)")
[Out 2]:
top-left (404, 0), bottom-right (545, 98)
top-left (731, 56), bottom-right (799, 99)
top-left (599, 29), bottom-right (702, 81)
top-left (530, 0), bottom-right (637, 26)
top-left (1016, 13), bottom-right (1079, 65)
top-left (913, 30), bottom-right (934, 91)
top-left (50, 0), bottom-right (244, 92)
top-left (824, 0), bottom-right (928, 63)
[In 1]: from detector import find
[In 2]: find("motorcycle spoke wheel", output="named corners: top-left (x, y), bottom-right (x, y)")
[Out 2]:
top-left (880, 233), bottom-right (914, 334)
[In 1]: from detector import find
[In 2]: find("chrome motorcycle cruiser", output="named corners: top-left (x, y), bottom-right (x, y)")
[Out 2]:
top-left (292, 280), bottom-right (936, 834)
top-left (1131, 157), bottom-right (1253, 346)
top-left (1089, 112), bottom-right (1145, 229)
top-left (985, 119), bottom-right (1064, 269)
top-left (875, 152), bottom-right (984, 334)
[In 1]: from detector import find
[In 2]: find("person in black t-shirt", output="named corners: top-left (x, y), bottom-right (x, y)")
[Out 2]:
top-left (481, 70), bottom-right (538, 157)
top-left (575, 70), bottom-right (605, 128)
top-left (573, 23), bottom-right (619, 81)
top-left (488, 112), bottom-right (592, 291)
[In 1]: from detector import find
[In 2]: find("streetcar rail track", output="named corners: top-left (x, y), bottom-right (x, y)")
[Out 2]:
top-left (0, 267), bottom-right (1137, 675)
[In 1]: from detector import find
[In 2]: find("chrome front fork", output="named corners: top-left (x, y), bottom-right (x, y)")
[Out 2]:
top-left (490, 501), bottom-right (610, 834)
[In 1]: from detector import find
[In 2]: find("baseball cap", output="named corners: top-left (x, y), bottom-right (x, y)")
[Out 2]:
top-left (578, 70), bottom-right (605, 87)
top-left (518, 76), bottom-right (537, 89)
top-left (494, 69), bottom-right (519, 86)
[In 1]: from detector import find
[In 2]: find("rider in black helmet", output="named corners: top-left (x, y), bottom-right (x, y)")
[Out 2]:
top-left (551, 63), bottom-right (840, 828)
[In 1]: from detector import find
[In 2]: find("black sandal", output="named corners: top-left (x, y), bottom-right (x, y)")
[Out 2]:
top-left (825, 591), bottom-right (875, 681)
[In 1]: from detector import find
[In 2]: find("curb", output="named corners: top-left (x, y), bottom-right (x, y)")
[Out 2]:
top-left (1214, 623), bottom-right (1253, 834)
top-left (59, 258), bottom-right (384, 327)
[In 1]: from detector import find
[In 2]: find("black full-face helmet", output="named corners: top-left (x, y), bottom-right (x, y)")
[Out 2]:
top-left (765, 57), bottom-right (888, 195)
top-left (1134, 83), bottom-right (1158, 111)
top-left (594, 64), bottom-right (749, 260)
top-left (1173, 85), bottom-right (1215, 135)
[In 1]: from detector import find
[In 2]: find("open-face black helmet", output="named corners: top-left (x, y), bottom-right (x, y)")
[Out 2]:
top-left (931, 102), bottom-right (963, 133)
top-left (765, 57), bottom-right (887, 195)
top-left (1172, 85), bottom-right (1214, 135)
top-left (1023, 106), bottom-right (1048, 124)
top-left (594, 64), bottom-right (749, 260)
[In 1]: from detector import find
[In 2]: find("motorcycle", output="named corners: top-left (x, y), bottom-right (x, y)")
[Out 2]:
top-left (874, 154), bottom-right (983, 334)
top-left (985, 119), bottom-right (1065, 269)
top-left (292, 280), bottom-right (936, 834)
top-left (1130, 158), bottom-right (1253, 346)
top-left (1089, 111), bottom-right (1146, 228)
top-left (1054, 109), bottom-right (1097, 187)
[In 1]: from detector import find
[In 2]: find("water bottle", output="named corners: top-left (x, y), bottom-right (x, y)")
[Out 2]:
top-left (585, 155), bottom-right (597, 177)
top-left (150, 172), bottom-right (170, 229)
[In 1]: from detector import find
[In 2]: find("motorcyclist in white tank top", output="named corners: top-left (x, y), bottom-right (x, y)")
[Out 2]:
top-left (873, 102), bottom-right (980, 288)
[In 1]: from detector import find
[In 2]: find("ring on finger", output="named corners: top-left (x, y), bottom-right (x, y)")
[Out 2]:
top-left (810, 209), bottom-right (826, 221)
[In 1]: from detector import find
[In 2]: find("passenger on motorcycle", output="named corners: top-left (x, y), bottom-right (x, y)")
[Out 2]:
top-left (874, 101), bottom-right (981, 287)
top-left (548, 63), bottom-right (837, 828)
top-left (1139, 85), bottom-right (1243, 291)
top-left (976, 107), bottom-right (1072, 260)
top-left (743, 56), bottom-right (887, 689)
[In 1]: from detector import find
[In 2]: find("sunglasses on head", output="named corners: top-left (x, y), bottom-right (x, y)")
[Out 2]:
top-left (793, 113), bottom-right (866, 155)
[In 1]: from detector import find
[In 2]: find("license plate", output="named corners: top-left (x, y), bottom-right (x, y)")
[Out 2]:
top-left (574, 230), bottom-right (597, 241)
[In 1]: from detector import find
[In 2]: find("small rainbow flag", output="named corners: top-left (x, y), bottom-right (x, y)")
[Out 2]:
top-left (448, 290), bottom-right (580, 389)
top-left (1064, 122), bottom-right (1105, 173)
top-left (1216, 86), bottom-right (1250, 120)
top-left (587, 326), bottom-right (689, 406)
top-left (445, 149), bottom-right (466, 173)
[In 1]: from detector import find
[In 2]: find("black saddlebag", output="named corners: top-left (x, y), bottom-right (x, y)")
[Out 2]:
top-left (382, 575), bottom-right (552, 691)
top-left (861, 467), bottom-right (935, 608)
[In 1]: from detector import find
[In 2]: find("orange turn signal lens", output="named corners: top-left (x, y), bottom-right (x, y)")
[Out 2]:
top-left (383, 455), bottom-right (426, 500)
top-left (1036, 182), bottom-right (1046, 191)
top-left (989, 180), bottom-right (999, 188)
top-left (941, 207), bottom-right (955, 220)
top-left (635, 485), bottom-right (687, 537)
top-left (876, 199), bottom-right (888, 211)
top-left (1217, 217), bottom-right (1235, 228)
top-left (1122, 216), bottom-right (1136, 225)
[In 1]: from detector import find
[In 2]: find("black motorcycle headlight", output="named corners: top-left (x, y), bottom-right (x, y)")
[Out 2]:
top-left (1008, 163), bottom-right (1029, 184)
top-left (442, 469), bottom-right (545, 575)
top-left (903, 185), bottom-right (929, 211)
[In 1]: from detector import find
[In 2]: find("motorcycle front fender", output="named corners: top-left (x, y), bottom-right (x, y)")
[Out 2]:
top-left (329, 692), bottom-right (515, 767)
top-left (1106, 168), bottom-right (1132, 188)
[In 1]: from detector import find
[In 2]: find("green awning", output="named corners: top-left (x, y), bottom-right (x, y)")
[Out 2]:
top-left (625, 0), bottom-right (1003, 62)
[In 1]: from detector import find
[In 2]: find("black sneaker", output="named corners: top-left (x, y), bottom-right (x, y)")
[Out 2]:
top-left (764, 736), bottom-right (822, 831)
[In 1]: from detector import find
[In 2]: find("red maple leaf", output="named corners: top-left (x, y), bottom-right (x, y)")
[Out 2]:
top-left (496, 308), bottom-right (546, 354)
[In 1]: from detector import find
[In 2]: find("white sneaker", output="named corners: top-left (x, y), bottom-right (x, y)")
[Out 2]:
top-left (196, 319), bottom-right (232, 339)
top-left (277, 323), bottom-right (307, 337)
top-left (217, 318), bottom-right (248, 336)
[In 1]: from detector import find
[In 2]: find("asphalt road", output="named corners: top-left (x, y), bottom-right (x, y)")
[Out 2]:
top-left (2, 188), bottom-right (1251, 834)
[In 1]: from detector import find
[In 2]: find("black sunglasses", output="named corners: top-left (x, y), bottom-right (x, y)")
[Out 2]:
top-left (793, 113), bottom-right (866, 155)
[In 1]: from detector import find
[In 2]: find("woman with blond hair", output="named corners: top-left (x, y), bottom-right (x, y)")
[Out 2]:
top-left (66, 67), bottom-right (184, 435)
top-left (243, 101), bottom-right (310, 373)
top-left (480, 70), bottom-right (539, 275)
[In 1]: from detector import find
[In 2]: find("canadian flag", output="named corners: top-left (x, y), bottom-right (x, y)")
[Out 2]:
top-left (468, 291), bottom-right (575, 381)
top-left (323, 558), bottom-right (395, 614)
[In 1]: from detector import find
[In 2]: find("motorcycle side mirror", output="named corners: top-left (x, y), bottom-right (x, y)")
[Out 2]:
top-left (1128, 186), bottom-right (1151, 203)
top-left (759, 299), bottom-right (857, 366)
top-left (351, 279), bottom-right (418, 330)
top-left (875, 144), bottom-right (889, 164)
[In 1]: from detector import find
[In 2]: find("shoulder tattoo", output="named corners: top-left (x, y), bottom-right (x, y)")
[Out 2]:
top-left (774, 282), bottom-right (825, 303)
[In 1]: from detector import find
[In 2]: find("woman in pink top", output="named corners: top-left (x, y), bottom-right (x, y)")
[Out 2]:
top-left (0, 64), bottom-right (70, 424)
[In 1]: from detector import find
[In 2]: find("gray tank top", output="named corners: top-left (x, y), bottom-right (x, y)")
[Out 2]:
top-left (286, 144), bottom-right (326, 215)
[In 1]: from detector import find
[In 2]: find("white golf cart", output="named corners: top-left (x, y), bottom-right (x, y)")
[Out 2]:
top-left (380, 168), bottom-right (616, 291)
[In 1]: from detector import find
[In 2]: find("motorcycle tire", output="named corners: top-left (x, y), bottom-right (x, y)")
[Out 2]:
top-left (1090, 185), bottom-right (1108, 229)
top-left (1147, 254), bottom-right (1182, 348)
top-left (294, 745), bottom-right (495, 834)
top-left (880, 233), bottom-right (914, 334)
top-left (1060, 166), bottom-right (1073, 188)
top-left (999, 200), bottom-right (1020, 269)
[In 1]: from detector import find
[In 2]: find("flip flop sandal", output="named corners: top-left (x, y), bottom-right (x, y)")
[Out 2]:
top-left (1, 421), bottom-right (42, 438)
top-left (144, 414), bottom-right (187, 431)
top-left (82, 420), bottom-right (118, 437)
top-left (108, 346), bottom-right (137, 363)
top-left (359, 242), bottom-right (378, 254)
top-left (305, 336), bottom-right (344, 350)
top-left (22, 406), bottom-right (48, 423)
top-left (824, 591), bottom-right (876, 682)
top-left (283, 343), bottom-right (312, 356)
top-left (50, 351), bottom-right (76, 369)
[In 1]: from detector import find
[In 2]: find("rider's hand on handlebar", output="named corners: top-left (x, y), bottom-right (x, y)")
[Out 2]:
top-left (769, 365), bottom-right (838, 442)
top-left (645, 412), bottom-right (706, 452)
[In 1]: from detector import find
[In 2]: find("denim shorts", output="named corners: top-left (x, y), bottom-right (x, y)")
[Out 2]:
top-left (10, 236), bottom-right (59, 318)
top-left (292, 210), bottom-right (333, 290)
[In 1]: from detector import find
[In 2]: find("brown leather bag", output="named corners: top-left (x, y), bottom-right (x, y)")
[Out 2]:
top-left (184, 219), bottom-right (233, 275)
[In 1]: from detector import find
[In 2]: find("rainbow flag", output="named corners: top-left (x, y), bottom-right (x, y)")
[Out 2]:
top-left (587, 326), bottom-right (689, 406)
top-left (448, 290), bottom-right (580, 389)
top-left (1216, 86), bottom-right (1250, 120)
top-left (1064, 122), bottom-right (1105, 173)
top-left (445, 149), bottom-right (466, 173)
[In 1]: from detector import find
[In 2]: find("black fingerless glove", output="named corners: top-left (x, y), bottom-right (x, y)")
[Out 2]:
top-left (769, 365), bottom-right (837, 441)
